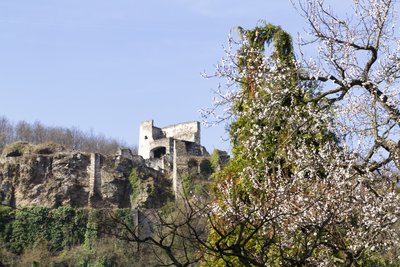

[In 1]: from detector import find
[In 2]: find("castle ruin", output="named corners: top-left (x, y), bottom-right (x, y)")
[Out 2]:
top-left (138, 120), bottom-right (212, 195)
top-left (0, 120), bottom-right (229, 209)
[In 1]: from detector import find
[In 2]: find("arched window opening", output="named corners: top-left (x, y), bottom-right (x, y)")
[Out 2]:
top-left (152, 147), bottom-right (166, 159)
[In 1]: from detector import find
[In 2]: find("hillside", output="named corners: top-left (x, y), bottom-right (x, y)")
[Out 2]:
top-left (0, 141), bottom-right (172, 209)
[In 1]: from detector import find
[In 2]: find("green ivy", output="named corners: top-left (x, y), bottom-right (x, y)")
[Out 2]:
top-left (182, 175), bottom-right (193, 196)
top-left (237, 22), bottom-right (294, 68)
top-left (8, 207), bottom-right (88, 254)
top-left (84, 209), bottom-right (100, 251)
top-left (210, 149), bottom-right (220, 173)
top-left (128, 168), bottom-right (140, 207)
top-left (207, 23), bottom-right (336, 265)
top-left (182, 175), bottom-right (209, 198)
top-left (0, 205), bottom-right (14, 244)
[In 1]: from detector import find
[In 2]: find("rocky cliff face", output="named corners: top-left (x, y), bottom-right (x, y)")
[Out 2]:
top-left (0, 142), bottom-right (173, 209)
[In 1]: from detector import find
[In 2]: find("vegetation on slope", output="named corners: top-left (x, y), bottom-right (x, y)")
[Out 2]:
top-left (0, 116), bottom-right (137, 155)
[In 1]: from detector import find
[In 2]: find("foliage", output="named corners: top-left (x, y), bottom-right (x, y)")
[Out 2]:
top-left (16, 239), bottom-right (54, 267)
top-left (1, 237), bottom-right (140, 267)
top-left (1, 1), bottom-right (400, 266)
top-left (296, 0), bottom-right (400, 172)
top-left (204, 11), bottom-right (400, 266)
top-left (237, 23), bottom-right (294, 72)
top-left (128, 168), bottom-right (140, 207)
top-left (0, 116), bottom-right (137, 155)
top-left (182, 175), bottom-right (210, 199)
top-left (0, 206), bottom-right (13, 244)
top-left (159, 200), bottom-right (175, 216)
top-left (84, 209), bottom-right (99, 251)
top-left (106, 202), bottom-right (208, 267)
top-left (1, 141), bottom-right (31, 157)
top-left (210, 149), bottom-right (221, 172)
top-left (32, 142), bottom-right (65, 155)
top-left (0, 242), bottom-right (17, 266)
top-left (182, 175), bottom-right (194, 196)
top-left (359, 251), bottom-right (400, 267)
top-left (8, 206), bottom-right (88, 254)
top-left (0, 206), bottom-right (141, 266)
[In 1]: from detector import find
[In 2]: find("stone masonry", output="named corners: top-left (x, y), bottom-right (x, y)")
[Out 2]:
top-left (138, 120), bottom-right (211, 196)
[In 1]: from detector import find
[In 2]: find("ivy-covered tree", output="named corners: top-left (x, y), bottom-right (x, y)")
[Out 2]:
top-left (203, 19), bottom-right (400, 266)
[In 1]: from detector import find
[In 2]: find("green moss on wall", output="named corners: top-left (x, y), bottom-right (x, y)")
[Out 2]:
top-left (128, 168), bottom-right (140, 207)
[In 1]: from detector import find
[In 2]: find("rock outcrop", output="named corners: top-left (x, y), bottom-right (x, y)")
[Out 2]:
top-left (0, 142), bottom-right (173, 209)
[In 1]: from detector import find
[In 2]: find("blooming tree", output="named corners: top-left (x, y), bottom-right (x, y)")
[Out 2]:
top-left (296, 0), bottom-right (400, 172)
top-left (203, 1), bottom-right (400, 265)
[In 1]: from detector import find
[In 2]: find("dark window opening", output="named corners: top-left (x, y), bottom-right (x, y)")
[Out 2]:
top-left (200, 159), bottom-right (212, 177)
top-left (188, 158), bottom-right (199, 176)
top-left (153, 147), bottom-right (166, 159)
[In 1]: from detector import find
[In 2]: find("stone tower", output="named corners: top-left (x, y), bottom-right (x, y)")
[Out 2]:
top-left (138, 120), bottom-right (209, 195)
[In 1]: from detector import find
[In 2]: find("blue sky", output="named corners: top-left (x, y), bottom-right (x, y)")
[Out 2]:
top-left (0, 1), bottom-right (337, 152)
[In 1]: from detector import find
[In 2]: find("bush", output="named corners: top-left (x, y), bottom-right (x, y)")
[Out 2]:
top-left (1, 141), bottom-right (31, 157)
top-left (0, 207), bottom-right (142, 266)
top-left (55, 237), bottom-right (139, 267)
top-left (210, 149), bottom-right (221, 172)
top-left (182, 175), bottom-right (209, 198)
top-left (32, 142), bottom-right (65, 155)
top-left (9, 207), bottom-right (88, 254)
top-left (0, 205), bottom-right (14, 244)
top-left (0, 116), bottom-right (137, 155)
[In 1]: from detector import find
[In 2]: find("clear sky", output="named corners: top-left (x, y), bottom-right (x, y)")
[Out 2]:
top-left (0, 0), bottom-right (342, 152)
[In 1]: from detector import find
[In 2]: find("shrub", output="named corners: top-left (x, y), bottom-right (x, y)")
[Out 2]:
top-left (0, 205), bottom-right (14, 244)
top-left (32, 142), bottom-right (65, 155)
top-left (10, 207), bottom-right (88, 254)
top-left (210, 149), bottom-right (221, 172)
top-left (1, 141), bottom-right (31, 157)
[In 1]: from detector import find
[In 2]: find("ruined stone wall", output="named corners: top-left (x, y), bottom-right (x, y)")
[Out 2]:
top-left (152, 126), bottom-right (165, 140)
top-left (173, 140), bottom-right (187, 196)
top-left (138, 120), bottom-right (210, 196)
top-left (138, 120), bottom-right (154, 159)
top-left (171, 140), bottom-right (210, 193)
top-left (162, 121), bottom-right (200, 144)
top-left (88, 153), bottom-right (101, 207)
top-left (138, 120), bottom-right (201, 161)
